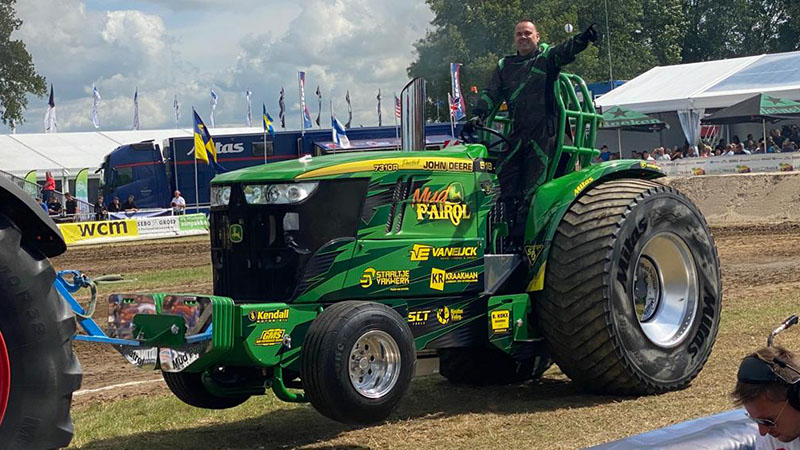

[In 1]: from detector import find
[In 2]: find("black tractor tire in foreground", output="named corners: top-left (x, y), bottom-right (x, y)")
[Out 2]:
top-left (302, 301), bottom-right (415, 424)
top-left (439, 343), bottom-right (551, 386)
top-left (0, 215), bottom-right (81, 450)
top-left (536, 179), bottom-right (721, 394)
top-left (162, 371), bottom-right (251, 409)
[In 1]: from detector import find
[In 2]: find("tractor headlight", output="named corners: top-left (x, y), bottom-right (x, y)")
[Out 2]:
top-left (243, 182), bottom-right (318, 205)
top-left (210, 185), bottom-right (231, 206)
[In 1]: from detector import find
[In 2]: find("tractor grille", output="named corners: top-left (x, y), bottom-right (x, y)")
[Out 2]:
top-left (210, 179), bottom-right (368, 303)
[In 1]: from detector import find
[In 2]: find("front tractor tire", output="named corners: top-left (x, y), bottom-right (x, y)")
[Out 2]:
top-left (536, 179), bottom-right (721, 394)
top-left (0, 215), bottom-right (81, 449)
top-left (301, 301), bottom-right (415, 424)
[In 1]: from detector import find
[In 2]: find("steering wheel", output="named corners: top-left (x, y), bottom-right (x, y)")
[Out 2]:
top-left (459, 123), bottom-right (513, 153)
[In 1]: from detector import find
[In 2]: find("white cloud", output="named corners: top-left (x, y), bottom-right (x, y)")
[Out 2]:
top-left (10, 0), bottom-right (433, 133)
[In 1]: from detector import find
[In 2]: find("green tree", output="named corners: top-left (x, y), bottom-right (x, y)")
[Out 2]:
top-left (0, 0), bottom-right (46, 127)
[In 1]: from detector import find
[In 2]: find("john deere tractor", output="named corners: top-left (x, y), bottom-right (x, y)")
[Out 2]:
top-left (90, 73), bottom-right (722, 424)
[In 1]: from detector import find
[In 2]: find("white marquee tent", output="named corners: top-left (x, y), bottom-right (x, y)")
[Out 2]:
top-left (596, 51), bottom-right (800, 147)
top-left (0, 127), bottom-right (264, 179)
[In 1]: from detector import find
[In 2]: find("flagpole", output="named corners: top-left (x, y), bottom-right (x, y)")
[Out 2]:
top-left (194, 155), bottom-right (199, 213)
top-left (330, 100), bottom-right (335, 154)
top-left (617, 128), bottom-right (623, 158)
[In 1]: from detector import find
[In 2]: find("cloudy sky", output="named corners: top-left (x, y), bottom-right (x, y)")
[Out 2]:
top-left (10, 0), bottom-right (434, 134)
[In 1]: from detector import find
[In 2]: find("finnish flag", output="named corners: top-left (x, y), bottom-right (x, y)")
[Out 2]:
top-left (331, 115), bottom-right (351, 149)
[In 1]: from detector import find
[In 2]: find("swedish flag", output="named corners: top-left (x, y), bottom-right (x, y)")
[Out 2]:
top-left (262, 103), bottom-right (275, 137)
top-left (193, 109), bottom-right (216, 164)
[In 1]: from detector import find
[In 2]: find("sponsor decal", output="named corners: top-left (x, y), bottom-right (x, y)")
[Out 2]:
top-left (638, 161), bottom-right (662, 171)
top-left (359, 267), bottom-right (410, 291)
top-left (412, 182), bottom-right (471, 226)
top-left (477, 160), bottom-right (494, 172)
top-left (295, 156), bottom-right (478, 179)
top-left (408, 310), bottom-right (430, 325)
top-left (736, 165), bottom-right (751, 173)
top-left (255, 328), bottom-right (285, 346)
top-left (490, 310), bottom-right (511, 333)
top-left (573, 177), bottom-right (594, 196)
top-left (430, 267), bottom-right (479, 291)
top-left (692, 167), bottom-right (706, 176)
top-left (435, 305), bottom-right (463, 325)
top-left (59, 219), bottom-right (139, 244)
top-left (524, 245), bottom-right (543, 265)
top-left (248, 309), bottom-right (290, 323)
top-left (780, 163), bottom-right (794, 172)
top-left (409, 244), bottom-right (478, 262)
top-left (230, 224), bottom-right (243, 243)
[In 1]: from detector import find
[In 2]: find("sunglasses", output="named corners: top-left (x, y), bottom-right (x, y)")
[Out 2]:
top-left (746, 399), bottom-right (789, 428)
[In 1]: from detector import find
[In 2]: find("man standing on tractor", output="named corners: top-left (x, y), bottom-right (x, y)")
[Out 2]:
top-left (470, 20), bottom-right (598, 251)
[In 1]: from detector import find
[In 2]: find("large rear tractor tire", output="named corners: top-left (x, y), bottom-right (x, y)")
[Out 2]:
top-left (536, 179), bottom-right (721, 394)
top-left (439, 343), bottom-right (551, 386)
top-left (302, 301), bottom-right (415, 424)
top-left (0, 215), bottom-right (82, 449)
top-left (163, 371), bottom-right (251, 409)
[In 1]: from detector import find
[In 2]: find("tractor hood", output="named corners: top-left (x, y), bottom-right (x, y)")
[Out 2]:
top-left (211, 145), bottom-right (488, 184)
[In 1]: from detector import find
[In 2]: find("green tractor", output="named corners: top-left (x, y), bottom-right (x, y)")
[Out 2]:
top-left (98, 73), bottom-right (720, 424)
top-left (0, 68), bottom-right (720, 447)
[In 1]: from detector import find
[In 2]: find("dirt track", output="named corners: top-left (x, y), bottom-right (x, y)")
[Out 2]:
top-left (50, 173), bottom-right (800, 407)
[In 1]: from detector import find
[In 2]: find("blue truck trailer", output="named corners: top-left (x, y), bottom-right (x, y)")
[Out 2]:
top-left (100, 123), bottom-right (457, 209)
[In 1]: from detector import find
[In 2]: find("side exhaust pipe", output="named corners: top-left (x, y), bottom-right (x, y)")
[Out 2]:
top-left (400, 78), bottom-right (426, 152)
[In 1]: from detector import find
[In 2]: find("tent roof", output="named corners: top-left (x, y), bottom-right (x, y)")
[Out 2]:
top-left (596, 51), bottom-right (800, 113)
top-left (702, 93), bottom-right (800, 124)
top-left (0, 127), bottom-right (266, 177)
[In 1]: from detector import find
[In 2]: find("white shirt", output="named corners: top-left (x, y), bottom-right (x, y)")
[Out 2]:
top-left (171, 195), bottom-right (186, 210)
top-left (756, 434), bottom-right (800, 450)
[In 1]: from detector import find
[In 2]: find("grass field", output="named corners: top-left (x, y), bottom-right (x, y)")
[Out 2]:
top-left (65, 229), bottom-right (800, 449)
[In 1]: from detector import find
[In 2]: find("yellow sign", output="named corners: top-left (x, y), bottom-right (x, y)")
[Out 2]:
top-left (255, 328), bottom-right (285, 346)
top-left (59, 219), bottom-right (139, 244)
top-left (409, 244), bottom-right (478, 262)
top-left (248, 309), bottom-right (289, 323)
top-left (429, 268), bottom-right (479, 291)
top-left (490, 310), bottom-right (510, 333)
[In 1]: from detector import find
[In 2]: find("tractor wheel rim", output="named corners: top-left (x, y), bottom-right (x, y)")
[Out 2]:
top-left (0, 328), bottom-right (9, 427)
top-left (632, 231), bottom-right (699, 348)
top-left (348, 330), bottom-right (401, 399)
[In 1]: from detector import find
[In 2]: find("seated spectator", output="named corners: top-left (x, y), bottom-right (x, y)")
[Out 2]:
top-left (723, 145), bottom-right (735, 156)
top-left (735, 143), bottom-right (751, 155)
top-left (642, 150), bottom-right (655, 161)
top-left (108, 196), bottom-right (122, 212)
top-left (121, 194), bottom-right (138, 212)
top-left (772, 128), bottom-right (785, 147)
top-left (715, 138), bottom-right (728, 152)
top-left (745, 134), bottom-right (756, 150)
top-left (732, 135), bottom-right (741, 145)
top-left (782, 139), bottom-right (797, 152)
top-left (791, 125), bottom-right (800, 146)
top-left (170, 190), bottom-right (186, 215)
top-left (36, 197), bottom-right (47, 214)
top-left (767, 138), bottom-right (779, 153)
top-left (64, 192), bottom-right (77, 219)
top-left (94, 195), bottom-right (108, 221)
top-left (47, 196), bottom-right (62, 215)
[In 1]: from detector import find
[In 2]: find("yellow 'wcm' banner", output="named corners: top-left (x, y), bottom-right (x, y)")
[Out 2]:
top-left (59, 219), bottom-right (139, 244)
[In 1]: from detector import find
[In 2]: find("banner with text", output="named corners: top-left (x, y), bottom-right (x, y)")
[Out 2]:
top-left (58, 213), bottom-right (208, 246)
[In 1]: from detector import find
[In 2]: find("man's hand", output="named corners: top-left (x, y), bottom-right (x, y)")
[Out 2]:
top-left (580, 24), bottom-right (599, 43)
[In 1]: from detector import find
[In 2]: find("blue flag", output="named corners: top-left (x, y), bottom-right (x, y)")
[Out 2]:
top-left (193, 109), bottom-right (225, 173)
top-left (262, 103), bottom-right (275, 137)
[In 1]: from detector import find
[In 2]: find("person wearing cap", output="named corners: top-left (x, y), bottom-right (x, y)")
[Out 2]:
top-left (732, 346), bottom-right (800, 449)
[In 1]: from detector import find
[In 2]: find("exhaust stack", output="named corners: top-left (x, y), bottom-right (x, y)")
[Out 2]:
top-left (400, 78), bottom-right (426, 152)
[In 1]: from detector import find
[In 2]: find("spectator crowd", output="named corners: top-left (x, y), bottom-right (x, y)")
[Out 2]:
top-left (598, 124), bottom-right (800, 162)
